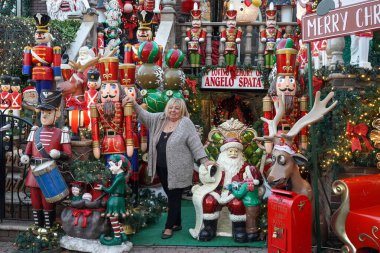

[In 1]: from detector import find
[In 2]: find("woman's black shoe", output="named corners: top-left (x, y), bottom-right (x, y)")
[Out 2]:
top-left (161, 230), bottom-right (173, 239)
top-left (172, 225), bottom-right (182, 231)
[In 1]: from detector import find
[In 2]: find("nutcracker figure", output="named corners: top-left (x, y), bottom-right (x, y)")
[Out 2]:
top-left (220, 4), bottom-right (242, 73)
top-left (124, 11), bottom-right (163, 67)
top-left (20, 90), bottom-right (72, 229)
top-left (84, 69), bottom-right (100, 110)
top-left (260, 3), bottom-right (282, 69)
top-left (263, 38), bottom-right (308, 154)
top-left (185, 2), bottom-right (206, 68)
top-left (90, 57), bottom-right (131, 160)
top-left (22, 13), bottom-right (61, 100)
top-left (263, 0), bottom-right (295, 22)
top-left (22, 81), bottom-right (38, 125)
top-left (0, 75), bottom-right (12, 112)
top-left (10, 77), bottom-right (22, 117)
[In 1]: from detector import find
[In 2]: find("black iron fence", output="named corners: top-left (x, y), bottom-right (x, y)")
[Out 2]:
top-left (0, 101), bottom-right (33, 222)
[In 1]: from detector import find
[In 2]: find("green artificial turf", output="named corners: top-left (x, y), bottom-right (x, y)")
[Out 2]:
top-left (130, 200), bottom-right (266, 247)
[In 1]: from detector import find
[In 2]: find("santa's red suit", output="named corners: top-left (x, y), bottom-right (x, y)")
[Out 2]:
top-left (24, 126), bottom-right (72, 211)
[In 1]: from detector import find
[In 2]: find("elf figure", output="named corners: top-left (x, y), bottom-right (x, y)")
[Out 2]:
top-left (71, 182), bottom-right (84, 202)
top-left (95, 154), bottom-right (132, 246)
top-left (220, 4), bottom-right (242, 74)
top-left (230, 167), bottom-right (262, 242)
top-left (22, 13), bottom-right (61, 100)
top-left (185, 2), bottom-right (206, 68)
top-left (260, 3), bottom-right (281, 69)
top-left (10, 77), bottom-right (22, 118)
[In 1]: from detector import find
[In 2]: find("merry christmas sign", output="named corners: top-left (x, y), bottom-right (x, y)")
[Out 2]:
top-left (201, 68), bottom-right (263, 90)
top-left (302, 0), bottom-right (380, 42)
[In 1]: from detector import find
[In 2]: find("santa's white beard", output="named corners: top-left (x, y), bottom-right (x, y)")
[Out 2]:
top-left (77, 56), bottom-right (94, 65)
top-left (217, 151), bottom-right (245, 186)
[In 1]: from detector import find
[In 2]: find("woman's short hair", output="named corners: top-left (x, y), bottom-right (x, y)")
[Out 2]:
top-left (164, 98), bottom-right (189, 118)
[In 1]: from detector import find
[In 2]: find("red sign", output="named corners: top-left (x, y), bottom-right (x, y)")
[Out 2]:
top-left (302, 0), bottom-right (380, 42)
top-left (201, 68), bottom-right (263, 90)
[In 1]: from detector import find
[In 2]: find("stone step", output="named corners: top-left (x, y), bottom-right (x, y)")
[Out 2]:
top-left (0, 220), bottom-right (33, 242)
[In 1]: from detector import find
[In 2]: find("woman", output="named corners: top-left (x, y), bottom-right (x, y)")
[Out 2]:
top-left (123, 96), bottom-right (214, 239)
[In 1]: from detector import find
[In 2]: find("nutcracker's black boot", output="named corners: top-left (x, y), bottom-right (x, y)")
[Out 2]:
top-left (32, 210), bottom-right (44, 227)
top-left (232, 221), bottom-right (248, 243)
top-left (247, 231), bottom-right (260, 242)
top-left (198, 219), bottom-right (217, 241)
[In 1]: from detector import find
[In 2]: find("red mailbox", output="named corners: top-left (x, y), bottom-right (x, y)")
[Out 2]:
top-left (268, 189), bottom-right (312, 253)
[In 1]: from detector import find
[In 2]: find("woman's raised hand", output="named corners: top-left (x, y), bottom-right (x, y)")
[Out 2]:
top-left (122, 94), bottom-right (135, 106)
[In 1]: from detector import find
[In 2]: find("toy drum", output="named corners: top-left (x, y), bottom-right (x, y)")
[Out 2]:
top-left (32, 160), bottom-right (69, 203)
top-left (188, 41), bottom-right (199, 51)
top-left (225, 42), bottom-right (236, 51)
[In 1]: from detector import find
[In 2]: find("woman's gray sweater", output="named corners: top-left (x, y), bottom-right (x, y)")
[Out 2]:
top-left (133, 102), bottom-right (207, 189)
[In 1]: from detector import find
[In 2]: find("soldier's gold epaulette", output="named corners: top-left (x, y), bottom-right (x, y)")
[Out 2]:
top-left (125, 44), bottom-right (132, 50)
top-left (24, 46), bottom-right (31, 53)
top-left (53, 46), bottom-right (61, 54)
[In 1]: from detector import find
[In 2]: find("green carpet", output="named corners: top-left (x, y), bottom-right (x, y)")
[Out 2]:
top-left (130, 200), bottom-right (266, 247)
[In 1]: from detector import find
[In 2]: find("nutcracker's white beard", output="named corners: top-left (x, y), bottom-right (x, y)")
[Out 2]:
top-left (217, 150), bottom-right (244, 186)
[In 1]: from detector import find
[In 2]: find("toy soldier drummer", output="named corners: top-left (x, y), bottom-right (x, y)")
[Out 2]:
top-left (22, 13), bottom-right (62, 100)
top-left (185, 2), bottom-right (206, 68)
top-left (21, 90), bottom-right (72, 229)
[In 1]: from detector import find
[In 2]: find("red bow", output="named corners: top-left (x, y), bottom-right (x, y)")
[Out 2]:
top-left (346, 122), bottom-right (374, 152)
top-left (312, 76), bottom-right (323, 96)
top-left (186, 78), bottom-right (197, 94)
top-left (72, 209), bottom-right (93, 228)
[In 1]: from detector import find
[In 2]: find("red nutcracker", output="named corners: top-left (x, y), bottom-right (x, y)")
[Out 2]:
top-left (10, 77), bottom-right (22, 117)
top-left (220, 4), bottom-right (242, 72)
top-left (124, 11), bottom-right (163, 67)
top-left (185, 2), bottom-right (206, 68)
top-left (22, 13), bottom-right (61, 99)
top-left (0, 75), bottom-right (12, 112)
top-left (260, 3), bottom-right (282, 69)
top-left (20, 91), bottom-right (72, 229)
top-left (263, 38), bottom-right (308, 154)
top-left (90, 57), bottom-right (130, 160)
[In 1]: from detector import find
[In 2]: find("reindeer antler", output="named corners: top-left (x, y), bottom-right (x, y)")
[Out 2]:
top-left (281, 91), bottom-right (337, 145)
top-left (256, 94), bottom-right (286, 143)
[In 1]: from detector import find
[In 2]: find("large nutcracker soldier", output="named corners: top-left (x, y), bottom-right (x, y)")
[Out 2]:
top-left (263, 38), bottom-right (308, 153)
top-left (185, 2), bottom-right (206, 68)
top-left (260, 3), bottom-right (282, 69)
top-left (220, 4), bottom-right (242, 75)
top-left (22, 14), bottom-right (61, 99)
top-left (20, 90), bottom-right (72, 229)
top-left (124, 10), bottom-right (162, 67)
top-left (90, 57), bottom-right (130, 160)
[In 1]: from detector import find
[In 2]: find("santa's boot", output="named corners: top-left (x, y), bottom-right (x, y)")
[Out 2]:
top-left (43, 211), bottom-right (55, 229)
top-left (198, 219), bottom-right (218, 241)
top-left (232, 221), bottom-right (247, 243)
top-left (32, 210), bottom-right (44, 227)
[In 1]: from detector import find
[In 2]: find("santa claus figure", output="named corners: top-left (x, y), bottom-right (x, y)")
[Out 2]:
top-left (194, 138), bottom-right (261, 243)
top-left (22, 81), bottom-right (38, 125)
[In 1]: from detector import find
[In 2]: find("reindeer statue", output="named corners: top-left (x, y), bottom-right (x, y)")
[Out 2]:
top-left (258, 91), bottom-right (337, 200)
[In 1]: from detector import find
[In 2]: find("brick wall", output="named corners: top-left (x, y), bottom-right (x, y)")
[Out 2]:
top-left (30, 0), bottom-right (47, 16)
